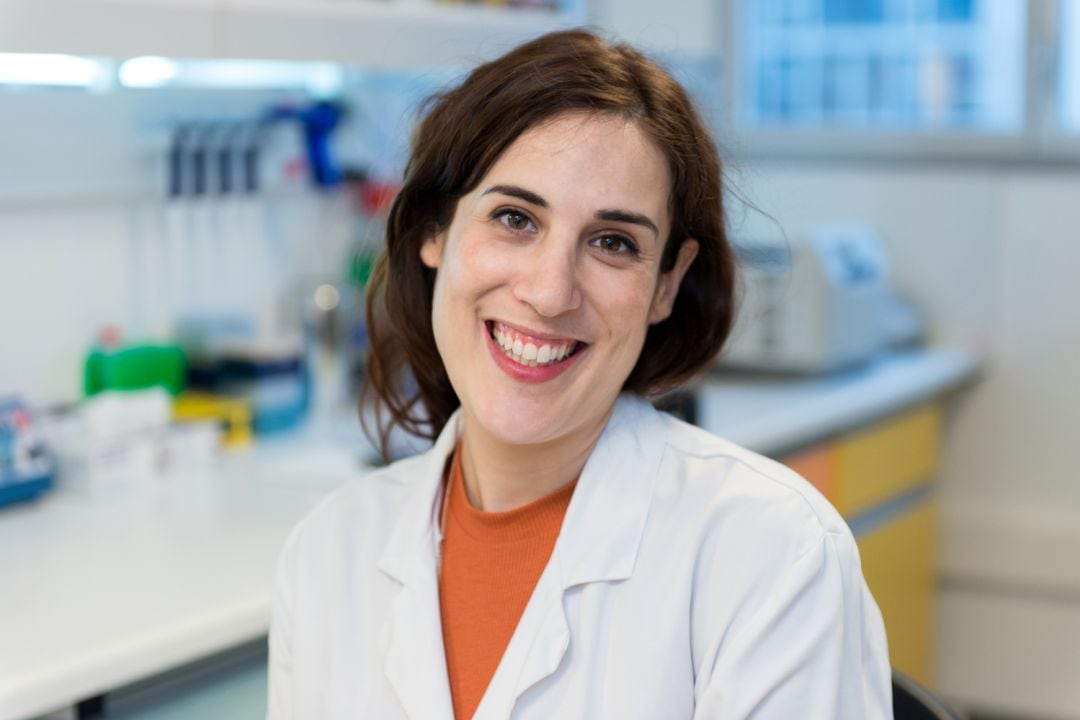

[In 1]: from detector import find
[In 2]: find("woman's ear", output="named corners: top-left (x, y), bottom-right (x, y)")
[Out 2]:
top-left (419, 232), bottom-right (446, 269)
top-left (648, 239), bottom-right (699, 325)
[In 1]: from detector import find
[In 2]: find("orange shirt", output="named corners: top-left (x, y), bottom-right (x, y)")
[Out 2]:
top-left (438, 447), bottom-right (576, 720)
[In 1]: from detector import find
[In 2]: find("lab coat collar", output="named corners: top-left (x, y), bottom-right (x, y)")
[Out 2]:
top-left (377, 393), bottom-right (663, 587)
top-left (377, 394), bottom-right (664, 719)
top-left (376, 410), bottom-right (461, 584)
top-left (552, 393), bottom-right (661, 587)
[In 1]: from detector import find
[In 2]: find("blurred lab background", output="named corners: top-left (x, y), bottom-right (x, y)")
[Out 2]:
top-left (1, 1), bottom-right (1078, 718)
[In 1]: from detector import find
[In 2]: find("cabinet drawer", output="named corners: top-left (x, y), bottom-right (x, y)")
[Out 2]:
top-left (858, 502), bottom-right (936, 687)
top-left (837, 403), bottom-right (940, 517)
top-left (782, 444), bottom-right (839, 507)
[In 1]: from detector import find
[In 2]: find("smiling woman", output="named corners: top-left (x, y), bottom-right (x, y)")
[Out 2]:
top-left (267, 29), bottom-right (893, 720)
top-left (415, 111), bottom-right (700, 504)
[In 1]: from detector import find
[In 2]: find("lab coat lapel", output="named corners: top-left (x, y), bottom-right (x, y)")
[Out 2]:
top-left (473, 395), bottom-right (664, 719)
top-left (472, 562), bottom-right (570, 720)
top-left (378, 413), bottom-right (462, 720)
top-left (556, 395), bottom-right (661, 588)
top-left (381, 578), bottom-right (453, 720)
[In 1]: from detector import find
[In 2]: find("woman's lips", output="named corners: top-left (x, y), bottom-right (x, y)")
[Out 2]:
top-left (484, 320), bottom-right (587, 383)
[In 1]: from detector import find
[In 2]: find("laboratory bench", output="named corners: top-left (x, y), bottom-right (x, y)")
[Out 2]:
top-left (0, 348), bottom-right (979, 720)
top-left (0, 432), bottom-right (369, 720)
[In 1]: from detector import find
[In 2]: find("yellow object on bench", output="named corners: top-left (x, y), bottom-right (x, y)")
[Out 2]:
top-left (173, 393), bottom-right (254, 449)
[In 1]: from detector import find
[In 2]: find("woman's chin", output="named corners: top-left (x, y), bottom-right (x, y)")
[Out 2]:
top-left (466, 398), bottom-right (571, 449)
top-left (484, 417), bottom-right (561, 448)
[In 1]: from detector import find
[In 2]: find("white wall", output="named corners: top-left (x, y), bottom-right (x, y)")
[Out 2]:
top-left (590, 0), bottom-right (720, 55)
top-left (0, 203), bottom-right (134, 404)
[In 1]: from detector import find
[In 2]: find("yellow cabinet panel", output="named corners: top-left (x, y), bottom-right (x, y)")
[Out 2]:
top-left (837, 404), bottom-right (940, 517)
top-left (782, 444), bottom-right (839, 507)
top-left (858, 503), bottom-right (936, 687)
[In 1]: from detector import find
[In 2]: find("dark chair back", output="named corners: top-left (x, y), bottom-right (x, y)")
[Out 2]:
top-left (892, 670), bottom-right (964, 720)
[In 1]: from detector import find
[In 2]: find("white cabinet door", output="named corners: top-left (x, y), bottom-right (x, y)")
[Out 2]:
top-left (1, 0), bottom-right (577, 66)
top-left (0, 0), bottom-right (218, 58)
top-left (217, 0), bottom-right (576, 67)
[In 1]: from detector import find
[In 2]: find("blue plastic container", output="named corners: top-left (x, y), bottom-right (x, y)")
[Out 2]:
top-left (0, 396), bottom-right (55, 508)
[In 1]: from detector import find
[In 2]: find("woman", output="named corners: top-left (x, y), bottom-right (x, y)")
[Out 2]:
top-left (268, 30), bottom-right (892, 719)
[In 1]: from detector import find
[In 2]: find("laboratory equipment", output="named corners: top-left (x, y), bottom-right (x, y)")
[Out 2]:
top-left (183, 335), bottom-right (307, 436)
top-left (84, 337), bottom-right (188, 397)
top-left (0, 397), bottom-right (55, 508)
top-left (217, 344), bottom-right (307, 434)
top-left (719, 223), bottom-right (923, 374)
top-left (262, 100), bottom-right (347, 189)
top-left (173, 392), bottom-right (252, 449)
top-left (39, 388), bottom-right (173, 488)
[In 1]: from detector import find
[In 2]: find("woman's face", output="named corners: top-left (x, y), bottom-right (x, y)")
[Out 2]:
top-left (420, 112), bottom-right (698, 449)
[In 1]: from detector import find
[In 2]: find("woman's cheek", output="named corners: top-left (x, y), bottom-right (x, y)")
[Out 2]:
top-left (585, 264), bottom-right (654, 320)
top-left (460, 232), bottom-right (519, 288)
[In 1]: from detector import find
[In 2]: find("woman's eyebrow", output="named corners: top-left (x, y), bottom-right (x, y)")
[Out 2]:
top-left (482, 184), bottom-right (659, 237)
top-left (596, 209), bottom-right (659, 237)
top-left (482, 184), bottom-right (548, 208)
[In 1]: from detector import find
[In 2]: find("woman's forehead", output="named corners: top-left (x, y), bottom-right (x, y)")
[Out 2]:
top-left (475, 113), bottom-right (672, 225)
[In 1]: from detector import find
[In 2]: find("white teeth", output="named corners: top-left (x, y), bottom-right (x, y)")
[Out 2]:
top-left (490, 322), bottom-right (579, 367)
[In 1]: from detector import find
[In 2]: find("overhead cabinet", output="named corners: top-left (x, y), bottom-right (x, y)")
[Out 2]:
top-left (0, 0), bottom-right (579, 66)
top-left (0, 0), bottom-right (219, 58)
top-left (219, 0), bottom-right (577, 67)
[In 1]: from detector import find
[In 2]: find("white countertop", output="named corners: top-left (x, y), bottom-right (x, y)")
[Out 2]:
top-left (697, 347), bottom-right (980, 456)
top-left (0, 436), bottom-right (371, 720)
top-left (0, 347), bottom-right (979, 720)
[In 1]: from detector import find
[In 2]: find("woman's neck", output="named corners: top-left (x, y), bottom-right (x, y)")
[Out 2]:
top-left (457, 409), bottom-right (612, 512)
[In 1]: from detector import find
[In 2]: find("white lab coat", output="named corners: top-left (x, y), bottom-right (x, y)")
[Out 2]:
top-left (267, 394), bottom-right (892, 719)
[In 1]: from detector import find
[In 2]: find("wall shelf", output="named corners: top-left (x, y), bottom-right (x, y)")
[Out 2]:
top-left (0, 0), bottom-right (219, 59)
top-left (220, 0), bottom-right (579, 67)
top-left (0, 0), bottom-right (582, 66)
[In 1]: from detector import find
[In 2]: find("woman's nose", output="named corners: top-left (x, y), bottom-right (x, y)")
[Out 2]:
top-left (512, 237), bottom-right (582, 318)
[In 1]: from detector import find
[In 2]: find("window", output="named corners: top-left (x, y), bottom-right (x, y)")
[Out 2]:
top-left (735, 0), bottom-right (1027, 136)
top-left (1060, 0), bottom-right (1080, 135)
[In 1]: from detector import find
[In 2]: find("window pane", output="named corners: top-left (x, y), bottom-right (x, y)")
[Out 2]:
top-left (1061, 0), bottom-right (1080, 134)
top-left (740, 0), bottom-right (1026, 133)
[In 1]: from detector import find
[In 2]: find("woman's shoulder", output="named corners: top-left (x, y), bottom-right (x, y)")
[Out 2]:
top-left (280, 450), bottom-right (440, 564)
top-left (643, 410), bottom-right (876, 630)
top-left (645, 405), bottom-right (850, 555)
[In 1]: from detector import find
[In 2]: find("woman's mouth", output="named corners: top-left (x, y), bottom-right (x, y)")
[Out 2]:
top-left (486, 321), bottom-right (584, 368)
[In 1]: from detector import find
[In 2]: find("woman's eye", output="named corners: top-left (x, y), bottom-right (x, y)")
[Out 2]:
top-left (495, 209), bottom-right (535, 232)
top-left (593, 235), bottom-right (639, 256)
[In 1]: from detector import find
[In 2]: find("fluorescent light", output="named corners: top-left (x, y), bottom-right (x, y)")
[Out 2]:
top-left (305, 64), bottom-right (345, 99)
top-left (118, 56), bottom-right (179, 88)
top-left (118, 58), bottom-right (344, 95)
top-left (0, 53), bottom-right (104, 87)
